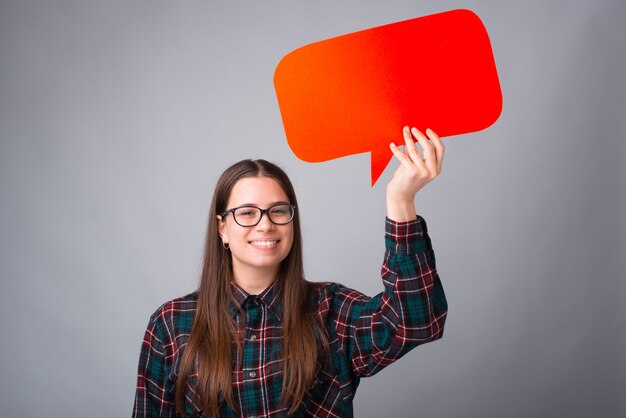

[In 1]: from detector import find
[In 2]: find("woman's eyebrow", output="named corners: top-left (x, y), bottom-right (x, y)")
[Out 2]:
top-left (237, 201), bottom-right (290, 207)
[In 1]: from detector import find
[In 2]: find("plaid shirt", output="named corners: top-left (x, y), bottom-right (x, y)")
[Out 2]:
top-left (133, 216), bottom-right (448, 417)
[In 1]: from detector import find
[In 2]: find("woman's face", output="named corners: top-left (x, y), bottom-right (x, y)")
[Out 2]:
top-left (218, 176), bottom-right (294, 282)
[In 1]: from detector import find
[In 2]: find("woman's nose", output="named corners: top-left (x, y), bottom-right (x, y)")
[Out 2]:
top-left (255, 211), bottom-right (275, 230)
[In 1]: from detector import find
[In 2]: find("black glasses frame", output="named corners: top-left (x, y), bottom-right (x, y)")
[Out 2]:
top-left (220, 203), bottom-right (296, 227)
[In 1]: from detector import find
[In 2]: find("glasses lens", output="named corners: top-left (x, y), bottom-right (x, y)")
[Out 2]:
top-left (268, 204), bottom-right (294, 225)
top-left (233, 206), bottom-right (262, 227)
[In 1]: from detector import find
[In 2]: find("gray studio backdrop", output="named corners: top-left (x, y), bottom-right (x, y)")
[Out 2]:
top-left (1, 1), bottom-right (624, 417)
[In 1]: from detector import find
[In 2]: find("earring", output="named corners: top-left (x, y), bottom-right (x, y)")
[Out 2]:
top-left (222, 241), bottom-right (230, 250)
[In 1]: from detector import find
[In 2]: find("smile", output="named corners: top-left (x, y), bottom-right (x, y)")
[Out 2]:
top-left (249, 240), bottom-right (279, 247)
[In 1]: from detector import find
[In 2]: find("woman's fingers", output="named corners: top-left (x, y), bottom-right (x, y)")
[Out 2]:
top-left (389, 141), bottom-right (414, 170)
top-left (411, 127), bottom-right (435, 163)
top-left (388, 126), bottom-right (444, 203)
top-left (426, 128), bottom-right (445, 172)
top-left (402, 126), bottom-right (426, 169)
top-left (393, 126), bottom-right (444, 178)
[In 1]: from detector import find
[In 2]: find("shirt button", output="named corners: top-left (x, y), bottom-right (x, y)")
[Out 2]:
top-left (249, 371), bottom-right (256, 378)
top-left (250, 335), bottom-right (257, 341)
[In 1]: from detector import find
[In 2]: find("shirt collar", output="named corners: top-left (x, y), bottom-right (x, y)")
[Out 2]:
top-left (229, 280), bottom-right (283, 321)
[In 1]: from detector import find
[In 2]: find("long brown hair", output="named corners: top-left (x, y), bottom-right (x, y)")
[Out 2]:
top-left (176, 159), bottom-right (329, 417)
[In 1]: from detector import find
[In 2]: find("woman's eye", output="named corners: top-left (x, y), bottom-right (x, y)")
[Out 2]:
top-left (271, 206), bottom-right (290, 215)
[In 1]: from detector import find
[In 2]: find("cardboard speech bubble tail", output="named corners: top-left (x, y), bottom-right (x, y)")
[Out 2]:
top-left (370, 142), bottom-right (394, 187)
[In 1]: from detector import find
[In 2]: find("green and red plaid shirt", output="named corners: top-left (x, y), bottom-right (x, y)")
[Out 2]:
top-left (133, 216), bottom-right (448, 417)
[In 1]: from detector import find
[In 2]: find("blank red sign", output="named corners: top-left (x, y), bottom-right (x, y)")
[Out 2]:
top-left (274, 9), bottom-right (503, 185)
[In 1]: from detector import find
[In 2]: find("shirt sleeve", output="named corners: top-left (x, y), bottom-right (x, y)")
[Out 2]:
top-left (132, 314), bottom-right (176, 417)
top-left (332, 215), bottom-right (448, 378)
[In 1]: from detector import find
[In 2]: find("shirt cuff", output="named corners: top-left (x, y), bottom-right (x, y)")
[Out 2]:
top-left (385, 215), bottom-right (428, 255)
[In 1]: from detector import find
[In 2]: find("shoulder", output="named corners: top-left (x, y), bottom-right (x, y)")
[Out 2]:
top-left (310, 281), bottom-right (370, 300)
top-left (308, 281), bottom-right (371, 317)
top-left (146, 291), bottom-right (198, 348)
top-left (149, 291), bottom-right (198, 322)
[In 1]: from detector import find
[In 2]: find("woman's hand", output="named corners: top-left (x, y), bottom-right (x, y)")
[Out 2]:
top-left (386, 126), bottom-right (445, 222)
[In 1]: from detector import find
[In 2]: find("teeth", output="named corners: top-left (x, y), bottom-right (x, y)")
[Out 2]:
top-left (250, 240), bottom-right (278, 247)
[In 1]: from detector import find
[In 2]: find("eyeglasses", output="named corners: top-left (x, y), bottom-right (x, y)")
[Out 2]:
top-left (220, 203), bottom-right (296, 227)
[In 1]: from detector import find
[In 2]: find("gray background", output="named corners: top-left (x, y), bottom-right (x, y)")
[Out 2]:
top-left (1, 0), bottom-right (624, 417)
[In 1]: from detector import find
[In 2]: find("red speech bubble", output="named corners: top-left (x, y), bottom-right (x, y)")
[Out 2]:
top-left (274, 9), bottom-right (502, 185)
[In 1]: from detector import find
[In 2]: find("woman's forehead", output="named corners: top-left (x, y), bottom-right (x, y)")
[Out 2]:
top-left (228, 176), bottom-right (289, 206)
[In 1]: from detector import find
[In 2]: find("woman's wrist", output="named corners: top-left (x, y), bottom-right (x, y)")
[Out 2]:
top-left (386, 194), bottom-right (417, 222)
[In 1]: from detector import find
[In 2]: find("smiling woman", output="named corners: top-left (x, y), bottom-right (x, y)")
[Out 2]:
top-left (132, 127), bottom-right (449, 418)
top-left (217, 176), bottom-right (295, 295)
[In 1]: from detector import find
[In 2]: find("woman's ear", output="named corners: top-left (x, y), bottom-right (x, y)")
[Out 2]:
top-left (217, 215), bottom-right (228, 243)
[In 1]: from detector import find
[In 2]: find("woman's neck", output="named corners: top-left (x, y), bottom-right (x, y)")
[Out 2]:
top-left (232, 265), bottom-right (278, 295)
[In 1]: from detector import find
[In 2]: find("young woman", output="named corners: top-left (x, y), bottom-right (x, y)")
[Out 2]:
top-left (133, 126), bottom-right (448, 417)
